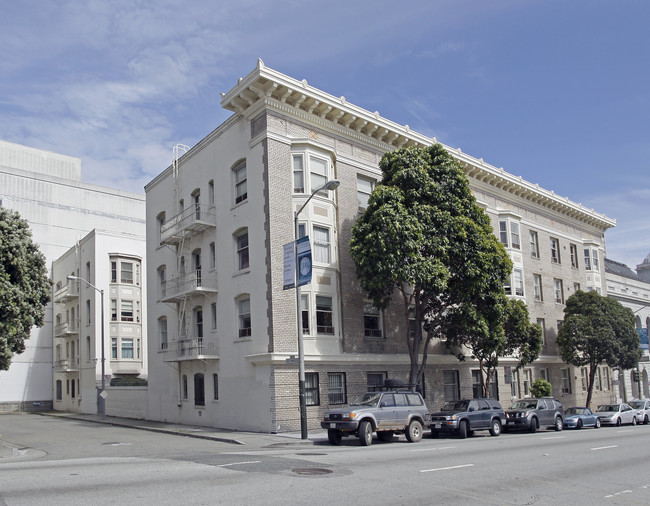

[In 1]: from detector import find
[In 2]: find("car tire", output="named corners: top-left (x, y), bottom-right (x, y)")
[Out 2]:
top-left (528, 418), bottom-right (537, 433)
top-left (406, 420), bottom-right (423, 443)
top-left (616, 417), bottom-right (621, 427)
top-left (632, 417), bottom-right (637, 426)
top-left (554, 416), bottom-right (563, 431)
top-left (327, 429), bottom-right (342, 445)
top-left (489, 419), bottom-right (502, 437)
top-left (458, 420), bottom-right (468, 439)
top-left (576, 419), bottom-right (582, 430)
top-left (595, 417), bottom-right (601, 428)
top-left (359, 420), bottom-right (373, 446)
top-left (377, 431), bottom-right (394, 442)
top-left (644, 415), bottom-right (649, 425)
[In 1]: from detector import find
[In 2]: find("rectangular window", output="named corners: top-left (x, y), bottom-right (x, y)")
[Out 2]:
top-left (182, 375), bottom-right (188, 399)
top-left (211, 303), bottom-right (217, 330)
top-left (313, 226), bottom-right (331, 264)
top-left (367, 372), bottom-right (387, 391)
top-left (121, 338), bottom-right (134, 359)
top-left (550, 238), bottom-right (561, 264)
top-left (213, 373), bottom-right (219, 400)
top-left (584, 248), bottom-right (600, 271)
top-left (194, 373), bottom-right (205, 406)
top-left (301, 294), bottom-right (310, 335)
top-left (554, 279), bottom-right (564, 304)
top-left (523, 369), bottom-right (533, 397)
top-left (208, 180), bottom-right (215, 206)
top-left (293, 155), bottom-right (304, 193)
top-left (160, 318), bottom-right (168, 350)
top-left (604, 368), bottom-right (610, 390)
top-left (363, 302), bottom-right (382, 337)
top-left (471, 370), bottom-right (482, 398)
top-left (111, 261), bottom-right (117, 283)
top-left (111, 299), bottom-right (117, 322)
top-left (540, 368), bottom-right (549, 382)
top-left (310, 157), bottom-right (328, 195)
top-left (536, 318), bottom-right (546, 345)
top-left (159, 267), bottom-right (166, 298)
top-left (235, 164), bottom-right (247, 204)
top-left (111, 338), bottom-right (117, 359)
top-left (56, 380), bottom-right (62, 400)
top-left (237, 232), bottom-right (249, 270)
top-left (511, 370), bottom-right (520, 398)
top-left (443, 370), bottom-right (460, 401)
top-left (570, 244), bottom-right (578, 268)
top-left (357, 177), bottom-right (374, 209)
top-left (581, 368), bottom-right (588, 391)
top-left (209, 242), bottom-right (216, 269)
top-left (238, 298), bottom-right (251, 337)
top-left (513, 269), bottom-right (524, 296)
top-left (574, 282), bottom-right (581, 292)
top-left (316, 296), bottom-right (334, 334)
top-left (121, 300), bottom-right (134, 321)
top-left (533, 274), bottom-right (543, 301)
top-left (592, 250), bottom-right (599, 271)
top-left (499, 221), bottom-right (508, 247)
top-left (328, 372), bottom-right (347, 405)
top-left (561, 368), bottom-right (572, 394)
top-left (121, 262), bottom-right (133, 283)
top-left (595, 368), bottom-right (602, 391)
top-left (530, 231), bottom-right (539, 258)
top-left (408, 307), bottom-right (418, 338)
top-left (305, 372), bottom-right (320, 406)
top-left (86, 299), bottom-right (91, 324)
top-left (510, 222), bottom-right (520, 250)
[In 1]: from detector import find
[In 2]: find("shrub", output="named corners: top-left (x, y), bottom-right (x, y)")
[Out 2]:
top-left (530, 378), bottom-right (552, 397)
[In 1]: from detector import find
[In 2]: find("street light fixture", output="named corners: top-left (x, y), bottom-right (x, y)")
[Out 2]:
top-left (68, 275), bottom-right (106, 419)
top-left (294, 179), bottom-right (340, 439)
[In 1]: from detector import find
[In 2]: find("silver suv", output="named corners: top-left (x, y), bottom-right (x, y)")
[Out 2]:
top-left (321, 384), bottom-right (430, 446)
top-left (628, 399), bottom-right (650, 425)
top-left (505, 397), bottom-right (564, 433)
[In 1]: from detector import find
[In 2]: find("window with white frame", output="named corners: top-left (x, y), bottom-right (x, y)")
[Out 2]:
top-left (111, 299), bottom-right (117, 322)
top-left (533, 274), bottom-right (543, 301)
top-left (363, 302), bottom-right (383, 337)
top-left (301, 294), bottom-right (310, 335)
top-left (121, 338), bottom-right (134, 359)
top-left (235, 231), bottom-right (249, 271)
top-left (444, 370), bottom-right (460, 401)
top-left (312, 226), bottom-right (331, 264)
top-left (536, 318), bottom-right (546, 345)
top-left (561, 368), bottom-right (571, 394)
top-left (511, 369), bottom-right (520, 398)
top-left (513, 269), bottom-right (524, 296)
top-left (498, 219), bottom-right (520, 249)
top-left (603, 367), bottom-right (610, 390)
top-left (292, 154), bottom-right (304, 193)
top-left (121, 300), bottom-right (134, 321)
top-left (328, 372), bottom-right (347, 405)
top-left (357, 177), bottom-right (374, 209)
top-left (510, 222), bottom-right (520, 249)
top-left (305, 372), bottom-right (320, 406)
top-left (499, 221), bottom-right (508, 247)
top-left (111, 338), bottom-right (118, 359)
top-left (550, 238), bottom-right (561, 264)
top-left (540, 368), bottom-right (549, 382)
top-left (554, 279), bottom-right (564, 304)
top-left (581, 367), bottom-right (588, 391)
top-left (121, 262), bottom-right (133, 283)
top-left (570, 244), bottom-right (579, 268)
top-left (584, 248), bottom-right (600, 271)
top-left (233, 161), bottom-right (247, 204)
top-left (310, 157), bottom-right (328, 195)
top-left (111, 261), bottom-right (117, 282)
top-left (530, 231), bottom-right (540, 258)
top-left (316, 296), bottom-right (334, 334)
top-left (238, 297), bottom-right (251, 337)
top-left (523, 369), bottom-right (533, 396)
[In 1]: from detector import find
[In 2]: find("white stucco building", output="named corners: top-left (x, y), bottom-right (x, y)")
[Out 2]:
top-left (145, 61), bottom-right (618, 432)
top-left (51, 229), bottom-right (147, 417)
top-left (0, 140), bottom-right (146, 412)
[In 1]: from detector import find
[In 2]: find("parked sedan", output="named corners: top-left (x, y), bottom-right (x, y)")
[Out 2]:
top-left (595, 403), bottom-right (638, 426)
top-left (628, 399), bottom-right (650, 425)
top-left (563, 407), bottom-right (601, 429)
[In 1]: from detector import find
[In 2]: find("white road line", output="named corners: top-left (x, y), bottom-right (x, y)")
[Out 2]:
top-left (420, 464), bottom-right (475, 473)
top-left (217, 460), bottom-right (261, 467)
top-left (605, 490), bottom-right (632, 498)
top-left (411, 446), bottom-right (455, 452)
top-left (541, 436), bottom-right (566, 440)
top-left (591, 445), bottom-right (618, 451)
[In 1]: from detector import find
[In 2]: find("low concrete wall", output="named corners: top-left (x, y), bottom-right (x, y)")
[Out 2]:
top-left (0, 401), bottom-right (53, 413)
top-left (105, 387), bottom-right (147, 419)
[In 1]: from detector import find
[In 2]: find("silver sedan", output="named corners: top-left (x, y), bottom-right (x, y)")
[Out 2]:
top-left (595, 403), bottom-right (638, 426)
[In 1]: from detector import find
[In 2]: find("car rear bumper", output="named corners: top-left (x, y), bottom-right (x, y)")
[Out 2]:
top-left (321, 421), bottom-right (359, 431)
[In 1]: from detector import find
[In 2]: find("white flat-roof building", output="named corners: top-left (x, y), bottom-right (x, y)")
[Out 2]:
top-left (145, 61), bottom-right (618, 432)
top-left (0, 140), bottom-right (146, 412)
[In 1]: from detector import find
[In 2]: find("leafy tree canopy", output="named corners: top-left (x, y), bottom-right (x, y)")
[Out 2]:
top-left (557, 290), bottom-right (641, 408)
top-left (350, 144), bottom-right (513, 387)
top-left (0, 208), bottom-right (51, 370)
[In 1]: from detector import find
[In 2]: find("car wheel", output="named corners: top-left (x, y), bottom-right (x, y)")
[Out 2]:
top-left (358, 420), bottom-right (373, 446)
top-left (555, 416), bottom-right (563, 432)
top-left (616, 417), bottom-right (622, 427)
top-left (489, 419), bottom-right (502, 437)
top-left (377, 431), bottom-right (394, 442)
top-left (595, 417), bottom-right (601, 428)
top-left (644, 415), bottom-right (649, 425)
top-left (327, 429), bottom-right (342, 445)
top-left (458, 420), bottom-right (468, 439)
top-left (576, 419), bottom-right (582, 430)
top-left (632, 417), bottom-right (637, 426)
top-left (406, 420), bottom-right (423, 443)
top-left (528, 418), bottom-right (537, 433)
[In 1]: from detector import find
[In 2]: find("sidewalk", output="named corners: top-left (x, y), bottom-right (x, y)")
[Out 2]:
top-left (32, 411), bottom-right (329, 447)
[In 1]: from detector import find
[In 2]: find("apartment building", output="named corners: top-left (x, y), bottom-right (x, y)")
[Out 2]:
top-left (605, 255), bottom-right (650, 401)
top-left (145, 60), bottom-right (617, 432)
top-left (51, 229), bottom-right (147, 416)
top-left (0, 140), bottom-right (146, 412)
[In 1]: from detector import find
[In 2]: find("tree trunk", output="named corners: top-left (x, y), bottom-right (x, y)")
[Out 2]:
top-left (585, 364), bottom-right (597, 409)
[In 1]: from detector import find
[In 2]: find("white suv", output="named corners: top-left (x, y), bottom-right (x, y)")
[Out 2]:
top-left (629, 399), bottom-right (650, 425)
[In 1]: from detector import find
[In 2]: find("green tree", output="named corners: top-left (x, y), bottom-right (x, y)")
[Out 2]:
top-left (350, 144), bottom-right (513, 388)
top-left (530, 378), bottom-right (552, 398)
top-left (0, 208), bottom-right (51, 370)
top-left (557, 290), bottom-right (641, 409)
top-left (446, 296), bottom-right (542, 397)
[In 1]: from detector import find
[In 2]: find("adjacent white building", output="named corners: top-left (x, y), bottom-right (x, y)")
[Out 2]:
top-left (0, 140), bottom-right (146, 412)
top-left (144, 61), bottom-right (619, 432)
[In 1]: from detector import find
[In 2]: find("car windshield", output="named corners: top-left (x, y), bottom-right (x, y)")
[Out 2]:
top-left (350, 393), bottom-right (382, 407)
top-left (510, 400), bottom-right (537, 410)
top-left (629, 401), bottom-right (644, 409)
top-left (442, 400), bottom-right (470, 411)
top-left (597, 405), bottom-right (619, 412)
top-left (565, 408), bottom-right (586, 415)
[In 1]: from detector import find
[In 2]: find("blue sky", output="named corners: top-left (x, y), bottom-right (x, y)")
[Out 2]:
top-left (2, 0), bottom-right (649, 268)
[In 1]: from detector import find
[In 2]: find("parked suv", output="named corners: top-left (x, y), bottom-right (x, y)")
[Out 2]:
top-left (505, 397), bottom-right (564, 432)
top-left (628, 399), bottom-right (650, 425)
top-left (321, 381), bottom-right (430, 446)
top-left (429, 398), bottom-right (505, 438)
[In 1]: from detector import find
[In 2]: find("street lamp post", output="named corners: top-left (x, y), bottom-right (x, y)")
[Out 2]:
top-left (68, 275), bottom-right (106, 419)
top-left (294, 179), bottom-right (340, 440)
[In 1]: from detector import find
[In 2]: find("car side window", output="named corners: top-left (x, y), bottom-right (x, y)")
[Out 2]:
top-left (381, 394), bottom-right (395, 407)
top-left (393, 393), bottom-right (407, 407)
top-left (468, 400), bottom-right (478, 411)
top-left (406, 393), bottom-right (423, 406)
top-left (478, 400), bottom-right (490, 410)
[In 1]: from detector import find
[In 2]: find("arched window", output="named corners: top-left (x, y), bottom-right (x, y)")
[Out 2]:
top-left (194, 373), bottom-right (205, 406)
top-left (233, 160), bottom-right (247, 204)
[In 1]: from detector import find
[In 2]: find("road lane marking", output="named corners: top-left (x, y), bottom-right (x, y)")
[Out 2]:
top-left (420, 464), bottom-right (474, 473)
top-left (411, 446), bottom-right (455, 452)
top-left (605, 490), bottom-right (632, 498)
top-left (541, 436), bottom-right (565, 440)
top-left (591, 445), bottom-right (618, 451)
top-left (217, 460), bottom-right (261, 467)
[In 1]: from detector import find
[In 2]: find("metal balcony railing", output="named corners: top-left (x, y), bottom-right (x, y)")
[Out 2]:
top-left (160, 205), bottom-right (216, 245)
top-left (54, 320), bottom-right (80, 337)
top-left (163, 337), bottom-right (219, 362)
top-left (53, 283), bottom-right (79, 303)
top-left (160, 269), bottom-right (217, 302)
